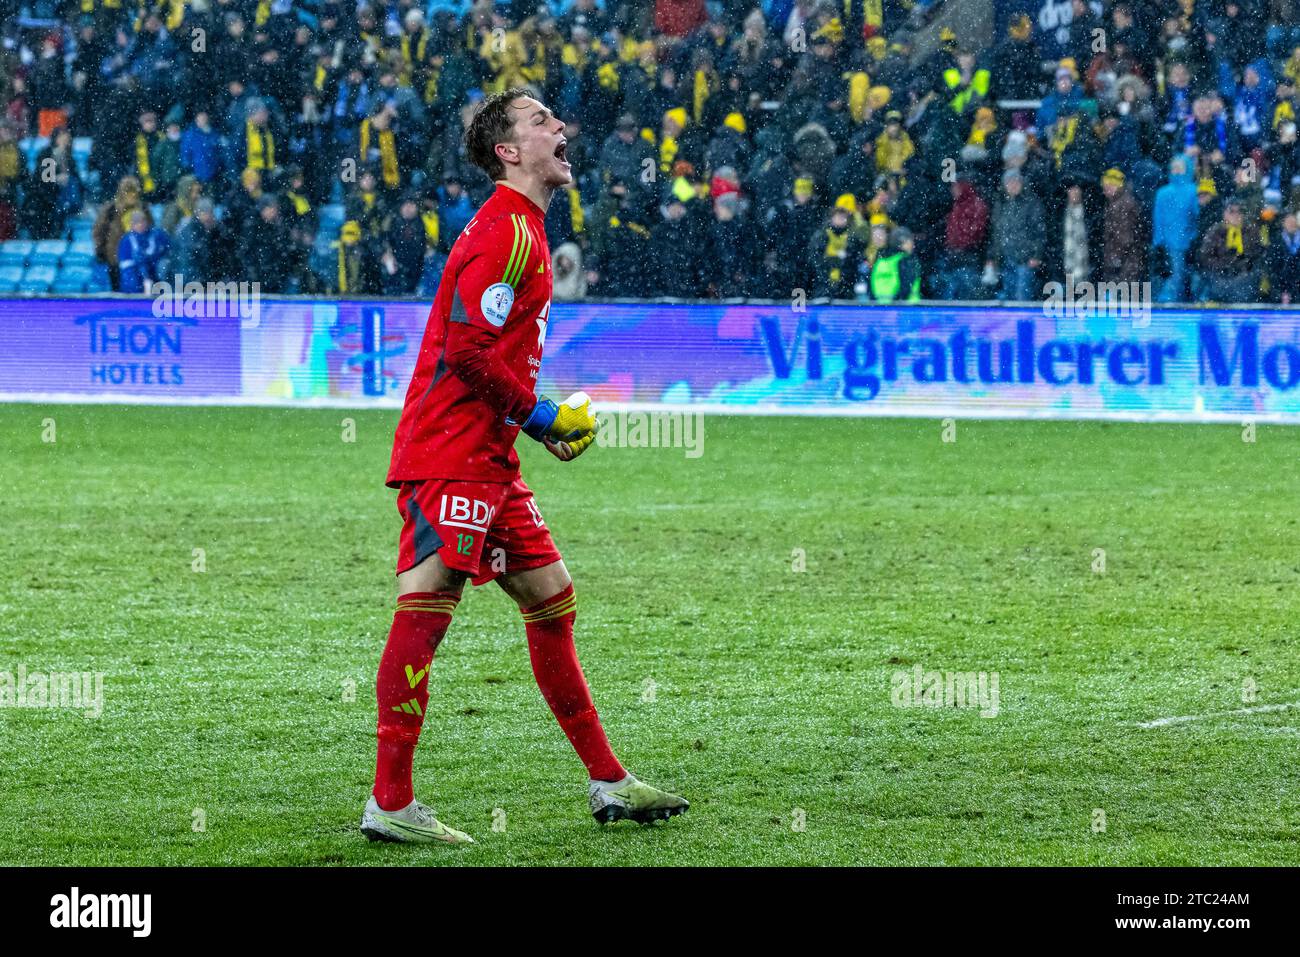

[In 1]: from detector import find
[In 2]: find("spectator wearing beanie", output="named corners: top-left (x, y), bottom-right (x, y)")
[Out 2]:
top-left (1037, 64), bottom-right (1082, 130)
top-left (707, 190), bottom-right (755, 298)
top-left (1100, 167), bottom-right (1145, 283)
top-left (987, 168), bottom-right (1046, 302)
top-left (648, 193), bottom-right (705, 299)
top-left (599, 113), bottom-right (655, 211)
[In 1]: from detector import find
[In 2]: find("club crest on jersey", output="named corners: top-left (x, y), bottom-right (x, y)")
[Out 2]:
top-left (481, 282), bottom-right (514, 327)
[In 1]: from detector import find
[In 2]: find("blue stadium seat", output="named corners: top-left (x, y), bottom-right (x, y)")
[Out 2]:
top-left (68, 217), bottom-right (94, 242)
top-left (52, 265), bottom-right (92, 293)
top-left (87, 263), bottom-right (111, 292)
top-left (0, 240), bottom-right (33, 268)
top-left (149, 204), bottom-right (165, 225)
top-left (30, 240), bottom-right (69, 268)
top-left (62, 240), bottom-right (96, 268)
top-left (19, 265), bottom-right (57, 293)
top-left (0, 265), bottom-right (23, 292)
top-left (72, 137), bottom-right (92, 179)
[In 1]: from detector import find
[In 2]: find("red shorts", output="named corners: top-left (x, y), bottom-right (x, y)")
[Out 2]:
top-left (395, 476), bottom-right (562, 586)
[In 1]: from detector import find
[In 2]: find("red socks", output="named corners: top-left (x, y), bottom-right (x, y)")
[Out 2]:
top-left (373, 584), bottom-right (624, 810)
top-left (522, 584), bottom-right (626, 782)
top-left (373, 591), bottom-right (459, 810)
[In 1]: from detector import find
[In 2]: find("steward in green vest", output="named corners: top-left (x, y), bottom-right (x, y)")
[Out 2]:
top-left (870, 227), bottom-right (922, 302)
top-left (941, 48), bottom-right (990, 116)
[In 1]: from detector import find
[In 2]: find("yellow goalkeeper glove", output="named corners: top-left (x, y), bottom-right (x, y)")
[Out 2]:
top-left (520, 390), bottom-right (599, 461)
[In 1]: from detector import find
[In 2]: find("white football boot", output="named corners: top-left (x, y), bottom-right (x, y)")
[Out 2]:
top-left (360, 795), bottom-right (474, 845)
top-left (589, 773), bottom-right (689, 824)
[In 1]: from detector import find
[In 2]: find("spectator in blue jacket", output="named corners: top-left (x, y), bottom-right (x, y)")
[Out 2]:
top-left (124, 13), bottom-right (178, 107)
top-left (1159, 61), bottom-right (1195, 140)
top-left (436, 173), bottom-right (475, 245)
top-left (1036, 66), bottom-right (1083, 131)
top-left (1152, 154), bottom-right (1199, 302)
top-left (1266, 207), bottom-right (1300, 303)
top-left (180, 111), bottom-right (224, 186)
top-left (117, 211), bottom-right (171, 293)
top-left (1232, 59), bottom-right (1274, 154)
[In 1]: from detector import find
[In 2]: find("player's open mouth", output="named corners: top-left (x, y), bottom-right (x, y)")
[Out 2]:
top-left (554, 140), bottom-right (569, 168)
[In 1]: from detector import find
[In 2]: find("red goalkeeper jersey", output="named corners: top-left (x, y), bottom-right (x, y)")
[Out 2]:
top-left (388, 183), bottom-right (553, 486)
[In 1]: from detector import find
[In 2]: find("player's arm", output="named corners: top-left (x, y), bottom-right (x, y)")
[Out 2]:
top-left (443, 316), bottom-right (537, 423)
top-left (443, 216), bottom-right (597, 458)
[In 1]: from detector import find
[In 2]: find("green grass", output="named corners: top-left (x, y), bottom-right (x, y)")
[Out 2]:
top-left (1, 405), bottom-right (1298, 866)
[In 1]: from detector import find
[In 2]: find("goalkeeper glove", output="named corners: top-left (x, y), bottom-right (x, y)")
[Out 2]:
top-left (520, 391), bottom-right (599, 461)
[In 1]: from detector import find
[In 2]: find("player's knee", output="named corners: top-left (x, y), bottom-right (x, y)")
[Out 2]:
top-left (517, 579), bottom-right (576, 624)
top-left (501, 559), bottom-right (571, 609)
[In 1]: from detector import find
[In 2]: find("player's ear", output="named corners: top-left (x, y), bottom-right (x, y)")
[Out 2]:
top-left (495, 141), bottom-right (520, 167)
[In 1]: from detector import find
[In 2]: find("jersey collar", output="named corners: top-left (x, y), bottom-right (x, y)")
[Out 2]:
top-left (494, 180), bottom-right (548, 220)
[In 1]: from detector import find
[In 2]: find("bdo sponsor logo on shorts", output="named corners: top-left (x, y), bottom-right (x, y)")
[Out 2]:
top-left (438, 495), bottom-right (497, 532)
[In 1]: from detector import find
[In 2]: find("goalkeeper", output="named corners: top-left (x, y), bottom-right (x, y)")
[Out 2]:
top-left (362, 88), bottom-right (688, 845)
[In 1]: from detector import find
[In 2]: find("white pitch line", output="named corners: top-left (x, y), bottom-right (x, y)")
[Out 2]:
top-left (1137, 701), bottom-right (1300, 729)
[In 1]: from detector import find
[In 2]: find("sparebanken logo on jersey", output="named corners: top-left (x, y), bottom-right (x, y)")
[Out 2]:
top-left (438, 495), bottom-right (497, 532)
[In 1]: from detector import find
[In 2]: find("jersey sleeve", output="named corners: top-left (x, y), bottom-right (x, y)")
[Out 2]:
top-left (452, 213), bottom-right (534, 333)
top-left (443, 213), bottom-right (539, 426)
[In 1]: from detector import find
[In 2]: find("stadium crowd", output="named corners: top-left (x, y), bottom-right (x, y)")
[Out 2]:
top-left (2, 0), bottom-right (1300, 303)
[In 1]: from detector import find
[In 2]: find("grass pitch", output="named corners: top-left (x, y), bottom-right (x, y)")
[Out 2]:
top-left (1, 405), bottom-right (1298, 866)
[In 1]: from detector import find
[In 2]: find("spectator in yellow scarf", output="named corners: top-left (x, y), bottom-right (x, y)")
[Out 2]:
top-left (239, 98), bottom-right (277, 178)
top-left (134, 110), bottom-right (164, 198)
top-left (359, 104), bottom-right (403, 193)
top-left (1198, 199), bottom-right (1261, 302)
top-left (660, 107), bottom-right (688, 173)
